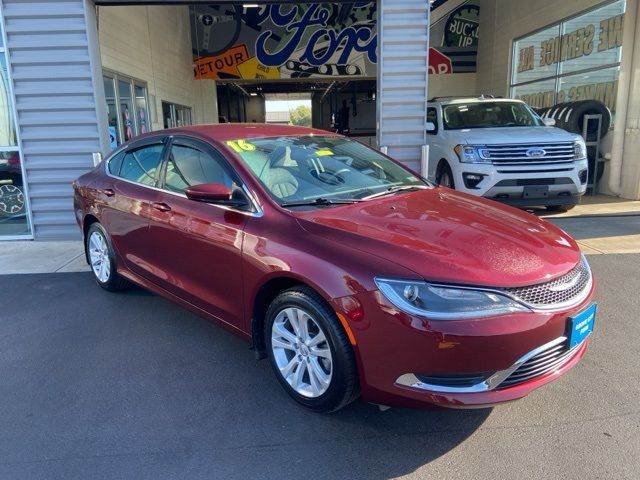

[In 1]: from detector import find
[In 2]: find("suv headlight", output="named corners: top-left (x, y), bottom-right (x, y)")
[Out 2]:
top-left (574, 140), bottom-right (587, 160)
top-left (454, 145), bottom-right (490, 164)
top-left (375, 278), bottom-right (530, 320)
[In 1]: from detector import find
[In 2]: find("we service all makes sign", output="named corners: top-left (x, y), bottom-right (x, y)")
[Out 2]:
top-left (512, 3), bottom-right (625, 110)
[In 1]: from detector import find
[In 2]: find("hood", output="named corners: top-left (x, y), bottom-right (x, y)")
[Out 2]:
top-left (294, 188), bottom-right (581, 288)
top-left (454, 126), bottom-right (581, 145)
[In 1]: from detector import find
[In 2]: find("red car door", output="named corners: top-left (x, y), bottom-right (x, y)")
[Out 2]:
top-left (100, 139), bottom-right (168, 279)
top-left (146, 136), bottom-right (249, 331)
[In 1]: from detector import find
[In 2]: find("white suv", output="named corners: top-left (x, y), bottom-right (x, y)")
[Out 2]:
top-left (425, 97), bottom-right (588, 212)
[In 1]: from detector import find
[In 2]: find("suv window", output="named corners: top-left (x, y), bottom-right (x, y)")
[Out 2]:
top-left (119, 144), bottom-right (164, 186)
top-left (442, 102), bottom-right (543, 129)
top-left (163, 143), bottom-right (234, 194)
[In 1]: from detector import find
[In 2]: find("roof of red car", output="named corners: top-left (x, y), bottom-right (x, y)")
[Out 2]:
top-left (160, 123), bottom-right (335, 143)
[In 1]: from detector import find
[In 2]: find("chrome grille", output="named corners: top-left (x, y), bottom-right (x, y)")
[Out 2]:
top-left (480, 142), bottom-right (575, 165)
top-left (503, 257), bottom-right (591, 309)
top-left (498, 340), bottom-right (573, 388)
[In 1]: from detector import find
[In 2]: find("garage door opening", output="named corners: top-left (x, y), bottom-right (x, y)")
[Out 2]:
top-left (265, 93), bottom-right (311, 127)
top-left (215, 79), bottom-right (376, 146)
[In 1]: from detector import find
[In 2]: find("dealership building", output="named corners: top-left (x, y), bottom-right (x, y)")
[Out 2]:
top-left (0, 0), bottom-right (637, 240)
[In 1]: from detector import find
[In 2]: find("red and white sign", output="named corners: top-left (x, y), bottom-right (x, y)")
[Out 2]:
top-left (428, 48), bottom-right (453, 74)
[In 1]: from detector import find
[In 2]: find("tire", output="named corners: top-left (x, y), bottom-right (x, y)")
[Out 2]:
top-left (546, 204), bottom-right (576, 213)
top-left (265, 286), bottom-right (359, 412)
top-left (565, 100), bottom-right (611, 141)
top-left (436, 162), bottom-right (455, 188)
top-left (86, 222), bottom-right (130, 292)
top-left (540, 101), bottom-right (611, 141)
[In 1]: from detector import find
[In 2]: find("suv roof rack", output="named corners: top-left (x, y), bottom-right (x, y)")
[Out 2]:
top-left (428, 95), bottom-right (503, 102)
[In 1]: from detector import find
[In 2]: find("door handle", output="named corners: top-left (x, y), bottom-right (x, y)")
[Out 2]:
top-left (101, 188), bottom-right (115, 197)
top-left (152, 202), bottom-right (172, 212)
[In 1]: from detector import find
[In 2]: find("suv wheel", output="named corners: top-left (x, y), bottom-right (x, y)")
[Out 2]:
top-left (265, 287), bottom-right (359, 412)
top-left (437, 163), bottom-right (455, 188)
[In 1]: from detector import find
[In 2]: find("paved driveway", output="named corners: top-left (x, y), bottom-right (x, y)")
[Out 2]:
top-left (1, 255), bottom-right (639, 479)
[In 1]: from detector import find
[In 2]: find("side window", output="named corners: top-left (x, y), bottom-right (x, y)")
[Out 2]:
top-left (119, 144), bottom-right (164, 186)
top-left (164, 143), bottom-right (234, 194)
top-left (427, 107), bottom-right (438, 134)
top-left (107, 151), bottom-right (125, 175)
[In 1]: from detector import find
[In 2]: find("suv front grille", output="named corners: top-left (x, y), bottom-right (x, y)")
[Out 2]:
top-left (498, 340), bottom-right (573, 388)
top-left (503, 257), bottom-right (591, 309)
top-left (481, 142), bottom-right (575, 165)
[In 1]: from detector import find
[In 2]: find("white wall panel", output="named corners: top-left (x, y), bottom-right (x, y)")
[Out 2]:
top-left (2, 0), bottom-right (106, 239)
top-left (377, 0), bottom-right (430, 173)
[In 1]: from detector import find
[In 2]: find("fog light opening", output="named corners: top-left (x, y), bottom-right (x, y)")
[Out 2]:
top-left (579, 169), bottom-right (588, 185)
top-left (462, 172), bottom-right (486, 189)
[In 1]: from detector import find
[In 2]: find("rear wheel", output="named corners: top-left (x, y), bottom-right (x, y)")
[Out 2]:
top-left (436, 162), bottom-right (455, 188)
top-left (86, 223), bottom-right (130, 291)
top-left (265, 287), bottom-right (359, 412)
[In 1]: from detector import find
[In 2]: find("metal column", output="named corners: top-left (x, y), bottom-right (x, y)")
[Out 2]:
top-left (376, 0), bottom-right (430, 175)
top-left (1, 0), bottom-right (109, 239)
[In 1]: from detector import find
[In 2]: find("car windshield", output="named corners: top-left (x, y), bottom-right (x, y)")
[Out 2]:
top-left (442, 101), bottom-right (544, 129)
top-left (226, 135), bottom-right (429, 206)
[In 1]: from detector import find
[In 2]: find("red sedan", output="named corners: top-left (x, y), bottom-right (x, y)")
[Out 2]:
top-left (73, 124), bottom-right (596, 412)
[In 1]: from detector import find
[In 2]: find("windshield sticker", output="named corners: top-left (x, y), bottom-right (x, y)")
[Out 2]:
top-left (226, 139), bottom-right (257, 153)
top-left (315, 149), bottom-right (334, 156)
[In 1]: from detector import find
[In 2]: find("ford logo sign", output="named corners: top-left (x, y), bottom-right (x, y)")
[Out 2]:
top-left (526, 148), bottom-right (546, 158)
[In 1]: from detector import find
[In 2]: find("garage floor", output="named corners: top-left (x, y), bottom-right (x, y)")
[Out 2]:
top-left (0, 255), bottom-right (639, 479)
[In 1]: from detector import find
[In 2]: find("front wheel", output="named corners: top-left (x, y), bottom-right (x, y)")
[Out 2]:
top-left (436, 163), bottom-right (455, 188)
top-left (265, 287), bottom-right (359, 412)
top-left (86, 223), bottom-right (130, 291)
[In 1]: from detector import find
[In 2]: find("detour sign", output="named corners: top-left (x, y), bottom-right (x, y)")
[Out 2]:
top-left (194, 44), bottom-right (249, 79)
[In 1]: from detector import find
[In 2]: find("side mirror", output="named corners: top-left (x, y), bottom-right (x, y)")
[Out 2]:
top-left (186, 183), bottom-right (251, 209)
top-left (542, 117), bottom-right (556, 127)
top-left (426, 121), bottom-right (437, 133)
top-left (186, 183), bottom-right (232, 203)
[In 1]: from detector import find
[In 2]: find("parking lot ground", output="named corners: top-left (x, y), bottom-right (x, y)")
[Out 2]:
top-left (0, 254), bottom-right (639, 480)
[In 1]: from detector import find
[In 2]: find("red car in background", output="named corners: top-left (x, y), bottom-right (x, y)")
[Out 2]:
top-left (73, 124), bottom-right (596, 412)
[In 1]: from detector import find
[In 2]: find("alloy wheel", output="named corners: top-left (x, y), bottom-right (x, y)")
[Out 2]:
top-left (271, 307), bottom-right (333, 398)
top-left (88, 231), bottom-right (111, 283)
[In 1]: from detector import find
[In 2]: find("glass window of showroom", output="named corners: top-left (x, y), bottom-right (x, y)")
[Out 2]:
top-left (103, 72), bottom-right (151, 150)
top-left (0, 20), bottom-right (31, 238)
top-left (511, 0), bottom-right (625, 118)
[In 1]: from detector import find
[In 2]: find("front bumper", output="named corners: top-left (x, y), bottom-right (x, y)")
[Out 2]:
top-left (332, 283), bottom-right (596, 409)
top-left (453, 159), bottom-right (588, 207)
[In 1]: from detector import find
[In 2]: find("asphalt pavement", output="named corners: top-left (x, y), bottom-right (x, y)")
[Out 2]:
top-left (0, 254), bottom-right (639, 479)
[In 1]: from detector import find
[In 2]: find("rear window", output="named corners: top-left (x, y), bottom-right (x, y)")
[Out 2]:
top-left (107, 151), bottom-right (125, 175)
top-left (118, 144), bottom-right (164, 186)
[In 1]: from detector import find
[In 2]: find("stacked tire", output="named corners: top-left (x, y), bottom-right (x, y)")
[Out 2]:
top-left (535, 100), bottom-right (611, 184)
top-left (535, 100), bottom-right (611, 141)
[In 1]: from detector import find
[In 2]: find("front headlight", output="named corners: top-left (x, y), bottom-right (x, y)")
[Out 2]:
top-left (375, 278), bottom-right (530, 320)
top-left (574, 140), bottom-right (587, 160)
top-left (454, 145), bottom-right (490, 163)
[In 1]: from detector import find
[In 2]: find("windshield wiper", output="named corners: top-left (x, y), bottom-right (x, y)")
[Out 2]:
top-left (280, 197), bottom-right (362, 208)
top-left (361, 185), bottom-right (430, 201)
